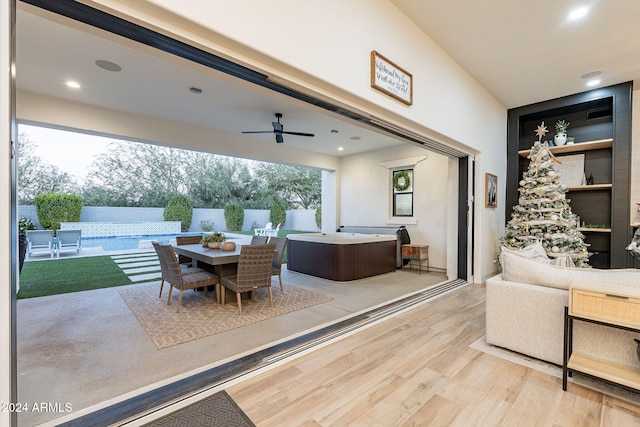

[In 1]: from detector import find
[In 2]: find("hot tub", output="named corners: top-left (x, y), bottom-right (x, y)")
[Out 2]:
top-left (286, 233), bottom-right (397, 281)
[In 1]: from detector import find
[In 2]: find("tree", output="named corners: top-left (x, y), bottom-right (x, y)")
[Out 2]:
top-left (185, 156), bottom-right (255, 208)
top-left (17, 133), bottom-right (79, 204)
top-left (500, 137), bottom-right (590, 267)
top-left (85, 141), bottom-right (190, 206)
top-left (253, 163), bottom-right (321, 209)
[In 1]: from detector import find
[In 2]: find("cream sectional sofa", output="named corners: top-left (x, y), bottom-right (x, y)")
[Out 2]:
top-left (486, 248), bottom-right (640, 367)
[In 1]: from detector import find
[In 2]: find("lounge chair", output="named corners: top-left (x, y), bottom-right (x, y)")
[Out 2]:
top-left (254, 222), bottom-right (272, 236)
top-left (56, 230), bottom-right (82, 257)
top-left (264, 223), bottom-right (281, 238)
top-left (26, 230), bottom-right (55, 259)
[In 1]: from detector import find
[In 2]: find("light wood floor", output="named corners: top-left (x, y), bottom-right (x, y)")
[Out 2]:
top-left (227, 283), bottom-right (640, 426)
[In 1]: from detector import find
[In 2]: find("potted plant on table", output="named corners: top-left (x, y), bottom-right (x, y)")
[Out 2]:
top-left (201, 232), bottom-right (226, 249)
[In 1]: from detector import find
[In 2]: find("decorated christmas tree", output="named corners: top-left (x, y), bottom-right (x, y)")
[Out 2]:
top-left (500, 121), bottom-right (591, 267)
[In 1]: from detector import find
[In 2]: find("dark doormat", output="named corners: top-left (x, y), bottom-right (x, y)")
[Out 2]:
top-left (144, 390), bottom-right (256, 427)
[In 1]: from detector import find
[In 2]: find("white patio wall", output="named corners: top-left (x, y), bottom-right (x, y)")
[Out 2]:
top-left (18, 205), bottom-right (319, 233)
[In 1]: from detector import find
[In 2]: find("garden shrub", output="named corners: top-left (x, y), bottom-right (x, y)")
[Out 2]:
top-left (164, 195), bottom-right (193, 232)
top-left (34, 192), bottom-right (82, 231)
top-left (200, 219), bottom-right (215, 232)
top-left (315, 203), bottom-right (322, 229)
top-left (270, 202), bottom-right (286, 227)
top-left (224, 202), bottom-right (244, 231)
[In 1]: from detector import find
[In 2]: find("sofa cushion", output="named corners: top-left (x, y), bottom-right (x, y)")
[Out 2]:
top-left (501, 249), bottom-right (640, 291)
top-left (500, 241), bottom-right (549, 263)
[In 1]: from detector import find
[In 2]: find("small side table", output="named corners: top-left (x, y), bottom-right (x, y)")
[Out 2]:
top-left (563, 284), bottom-right (640, 391)
top-left (401, 244), bottom-right (429, 274)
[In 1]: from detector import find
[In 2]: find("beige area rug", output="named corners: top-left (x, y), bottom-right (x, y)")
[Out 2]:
top-left (119, 283), bottom-right (333, 349)
top-left (471, 336), bottom-right (640, 404)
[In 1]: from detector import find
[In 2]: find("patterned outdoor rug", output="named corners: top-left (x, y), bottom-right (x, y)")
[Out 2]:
top-left (144, 390), bottom-right (255, 427)
top-left (119, 282), bottom-right (333, 349)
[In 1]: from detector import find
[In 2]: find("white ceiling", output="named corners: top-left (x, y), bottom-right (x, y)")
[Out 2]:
top-left (16, 2), bottom-right (640, 158)
top-left (392, 0), bottom-right (640, 108)
top-left (16, 7), bottom-right (406, 158)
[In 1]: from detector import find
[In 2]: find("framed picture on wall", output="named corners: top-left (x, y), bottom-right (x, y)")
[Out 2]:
top-left (485, 173), bottom-right (497, 208)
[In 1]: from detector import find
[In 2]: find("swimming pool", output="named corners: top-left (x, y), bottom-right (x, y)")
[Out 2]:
top-left (81, 233), bottom-right (203, 251)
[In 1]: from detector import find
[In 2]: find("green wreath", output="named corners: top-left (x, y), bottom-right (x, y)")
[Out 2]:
top-left (393, 170), bottom-right (411, 192)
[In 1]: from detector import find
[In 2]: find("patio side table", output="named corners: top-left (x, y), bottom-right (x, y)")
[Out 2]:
top-left (401, 244), bottom-right (429, 274)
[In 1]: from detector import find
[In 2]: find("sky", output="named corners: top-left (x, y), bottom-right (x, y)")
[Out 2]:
top-left (19, 124), bottom-right (115, 180)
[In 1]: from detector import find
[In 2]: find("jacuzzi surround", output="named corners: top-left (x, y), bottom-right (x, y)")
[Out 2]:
top-left (287, 232), bottom-right (397, 281)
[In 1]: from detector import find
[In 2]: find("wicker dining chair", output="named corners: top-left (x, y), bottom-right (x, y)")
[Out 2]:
top-left (250, 235), bottom-right (268, 245)
top-left (220, 243), bottom-right (276, 314)
top-left (154, 241), bottom-right (196, 298)
top-left (153, 242), bottom-right (220, 312)
top-left (175, 234), bottom-right (203, 266)
top-left (269, 237), bottom-right (288, 291)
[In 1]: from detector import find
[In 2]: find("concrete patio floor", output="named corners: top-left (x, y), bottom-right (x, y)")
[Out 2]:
top-left (16, 259), bottom-right (447, 426)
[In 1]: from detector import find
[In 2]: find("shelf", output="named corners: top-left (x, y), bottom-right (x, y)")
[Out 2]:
top-left (577, 227), bottom-right (611, 233)
top-left (519, 138), bottom-right (613, 158)
top-left (568, 352), bottom-right (640, 391)
top-left (567, 184), bottom-right (612, 192)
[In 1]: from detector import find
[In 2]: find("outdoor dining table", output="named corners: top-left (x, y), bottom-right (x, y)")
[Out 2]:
top-left (172, 242), bottom-right (245, 303)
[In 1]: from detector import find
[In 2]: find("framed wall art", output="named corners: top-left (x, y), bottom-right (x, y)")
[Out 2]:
top-left (485, 173), bottom-right (497, 208)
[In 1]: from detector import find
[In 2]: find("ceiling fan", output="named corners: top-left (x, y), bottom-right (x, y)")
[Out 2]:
top-left (242, 113), bottom-right (315, 143)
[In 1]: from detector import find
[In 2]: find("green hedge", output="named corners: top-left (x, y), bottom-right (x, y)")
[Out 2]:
top-left (164, 195), bottom-right (193, 232)
top-left (34, 193), bottom-right (82, 231)
top-left (315, 203), bottom-right (322, 229)
top-left (270, 203), bottom-right (286, 227)
top-left (224, 202), bottom-right (244, 231)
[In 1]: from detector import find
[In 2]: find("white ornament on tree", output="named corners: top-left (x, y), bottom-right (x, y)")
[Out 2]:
top-left (552, 246), bottom-right (560, 253)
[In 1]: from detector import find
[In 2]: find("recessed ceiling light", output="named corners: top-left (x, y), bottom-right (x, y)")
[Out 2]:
top-left (350, 136), bottom-right (361, 140)
top-left (568, 6), bottom-right (589, 20)
top-left (66, 80), bottom-right (80, 89)
top-left (586, 79), bottom-right (601, 87)
top-left (189, 87), bottom-right (202, 94)
top-left (581, 71), bottom-right (601, 79)
top-left (95, 60), bottom-right (122, 72)
top-left (338, 147), bottom-right (344, 151)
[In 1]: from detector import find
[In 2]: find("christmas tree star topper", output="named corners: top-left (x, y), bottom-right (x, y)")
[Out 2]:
top-left (535, 121), bottom-right (548, 142)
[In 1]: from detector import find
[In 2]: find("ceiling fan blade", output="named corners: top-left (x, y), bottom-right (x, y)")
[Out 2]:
top-left (282, 131), bottom-right (315, 137)
top-left (241, 131), bottom-right (273, 134)
top-left (275, 133), bottom-right (284, 143)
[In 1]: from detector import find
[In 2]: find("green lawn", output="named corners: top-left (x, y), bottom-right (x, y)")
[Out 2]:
top-left (18, 230), bottom-right (314, 299)
top-left (18, 256), bottom-right (133, 299)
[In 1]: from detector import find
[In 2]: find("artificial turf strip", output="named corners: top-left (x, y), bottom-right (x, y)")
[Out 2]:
top-left (18, 256), bottom-right (133, 299)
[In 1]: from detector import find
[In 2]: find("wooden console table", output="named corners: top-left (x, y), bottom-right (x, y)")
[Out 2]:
top-left (401, 244), bottom-right (429, 274)
top-left (563, 283), bottom-right (640, 391)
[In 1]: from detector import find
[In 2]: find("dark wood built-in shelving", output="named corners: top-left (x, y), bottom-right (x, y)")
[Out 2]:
top-left (507, 82), bottom-right (633, 268)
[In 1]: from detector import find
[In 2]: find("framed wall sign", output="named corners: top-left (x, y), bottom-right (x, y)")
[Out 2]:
top-left (371, 51), bottom-right (413, 105)
top-left (485, 173), bottom-right (497, 208)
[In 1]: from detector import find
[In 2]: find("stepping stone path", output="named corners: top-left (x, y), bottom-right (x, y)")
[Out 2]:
top-left (111, 251), bottom-right (162, 282)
